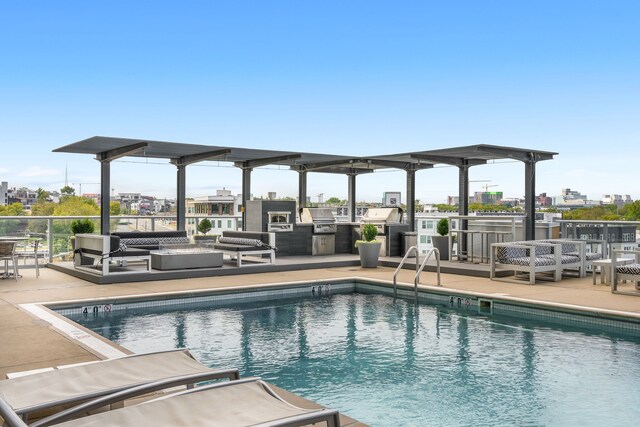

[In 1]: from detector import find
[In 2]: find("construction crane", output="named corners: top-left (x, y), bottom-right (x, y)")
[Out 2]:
top-left (72, 182), bottom-right (100, 196)
top-left (482, 184), bottom-right (499, 192)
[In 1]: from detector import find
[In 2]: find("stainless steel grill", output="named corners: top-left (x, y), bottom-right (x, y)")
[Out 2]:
top-left (299, 208), bottom-right (337, 234)
top-left (300, 208), bottom-right (337, 255)
top-left (360, 207), bottom-right (404, 257)
top-left (360, 207), bottom-right (403, 234)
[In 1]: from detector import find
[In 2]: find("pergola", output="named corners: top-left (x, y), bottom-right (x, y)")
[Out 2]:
top-left (54, 137), bottom-right (557, 240)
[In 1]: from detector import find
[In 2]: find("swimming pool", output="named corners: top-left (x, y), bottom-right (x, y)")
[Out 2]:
top-left (65, 286), bottom-right (640, 426)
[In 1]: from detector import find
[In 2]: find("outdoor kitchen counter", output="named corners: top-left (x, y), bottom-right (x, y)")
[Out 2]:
top-left (273, 223), bottom-right (357, 256)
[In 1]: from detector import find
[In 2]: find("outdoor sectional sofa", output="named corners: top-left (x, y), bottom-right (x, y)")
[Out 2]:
top-left (490, 239), bottom-right (587, 285)
top-left (212, 231), bottom-right (276, 267)
top-left (73, 233), bottom-right (151, 275)
top-left (110, 230), bottom-right (190, 250)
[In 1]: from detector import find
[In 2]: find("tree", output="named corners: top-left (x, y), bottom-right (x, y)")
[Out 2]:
top-left (620, 201), bottom-right (640, 221)
top-left (110, 201), bottom-right (121, 216)
top-left (197, 218), bottom-right (212, 234)
top-left (0, 202), bottom-right (25, 216)
top-left (36, 188), bottom-right (50, 203)
top-left (563, 205), bottom-right (621, 221)
top-left (325, 197), bottom-right (343, 205)
top-left (53, 196), bottom-right (99, 216)
top-left (60, 185), bottom-right (75, 201)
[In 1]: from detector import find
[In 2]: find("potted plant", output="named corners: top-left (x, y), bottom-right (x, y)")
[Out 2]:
top-left (70, 218), bottom-right (96, 265)
top-left (356, 223), bottom-right (382, 268)
top-left (193, 219), bottom-right (217, 244)
top-left (431, 218), bottom-right (450, 260)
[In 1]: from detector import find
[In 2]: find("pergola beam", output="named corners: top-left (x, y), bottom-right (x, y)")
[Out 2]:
top-left (296, 158), bottom-right (361, 171)
top-left (170, 148), bottom-right (231, 167)
top-left (364, 158), bottom-right (434, 170)
top-left (411, 153), bottom-right (487, 167)
top-left (474, 146), bottom-right (554, 162)
top-left (235, 154), bottom-right (302, 169)
top-left (95, 142), bottom-right (148, 163)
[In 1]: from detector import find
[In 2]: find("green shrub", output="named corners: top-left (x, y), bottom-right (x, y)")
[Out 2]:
top-left (362, 224), bottom-right (378, 242)
top-left (436, 218), bottom-right (449, 236)
top-left (70, 218), bottom-right (95, 234)
top-left (197, 218), bottom-right (212, 234)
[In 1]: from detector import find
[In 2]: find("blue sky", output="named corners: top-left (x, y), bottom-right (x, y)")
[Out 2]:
top-left (1, 1), bottom-right (639, 203)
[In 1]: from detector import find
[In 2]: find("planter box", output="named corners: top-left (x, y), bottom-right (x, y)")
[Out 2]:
top-left (358, 241), bottom-right (382, 268)
top-left (431, 235), bottom-right (449, 260)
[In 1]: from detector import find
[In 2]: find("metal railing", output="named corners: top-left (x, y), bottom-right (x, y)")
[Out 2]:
top-left (556, 219), bottom-right (640, 259)
top-left (393, 246), bottom-right (441, 301)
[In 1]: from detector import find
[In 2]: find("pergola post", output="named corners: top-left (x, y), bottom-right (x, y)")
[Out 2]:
top-left (176, 164), bottom-right (186, 231)
top-left (348, 173), bottom-right (356, 222)
top-left (524, 154), bottom-right (536, 240)
top-left (458, 162), bottom-right (470, 256)
top-left (100, 161), bottom-right (111, 235)
top-left (406, 167), bottom-right (416, 231)
top-left (298, 170), bottom-right (307, 208)
top-left (242, 167), bottom-right (252, 230)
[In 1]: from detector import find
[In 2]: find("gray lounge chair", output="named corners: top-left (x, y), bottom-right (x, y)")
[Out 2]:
top-left (1, 377), bottom-right (341, 427)
top-left (0, 349), bottom-right (238, 423)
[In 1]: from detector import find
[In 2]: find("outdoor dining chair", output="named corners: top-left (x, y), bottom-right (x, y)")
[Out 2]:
top-left (0, 240), bottom-right (20, 281)
top-left (16, 238), bottom-right (43, 278)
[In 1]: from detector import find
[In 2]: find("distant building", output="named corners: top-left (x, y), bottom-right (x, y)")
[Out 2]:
top-left (186, 189), bottom-right (242, 236)
top-left (501, 197), bottom-right (524, 208)
top-left (334, 206), bottom-right (369, 221)
top-left (601, 194), bottom-right (632, 208)
top-left (572, 225), bottom-right (638, 253)
top-left (11, 187), bottom-right (37, 209)
top-left (82, 193), bottom-right (101, 205)
top-left (0, 181), bottom-right (8, 206)
top-left (537, 192), bottom-right (552, 207)
top-left (447, 196), bottom-right (459, 206)
top-left (415, 213), bottom-right (458, 255)
top-left (382, 192), bottom-right (401, 207)
top-left (553, 188), bottom-right (599, 209)
top-left (474, 191), bottom-right (503, 205)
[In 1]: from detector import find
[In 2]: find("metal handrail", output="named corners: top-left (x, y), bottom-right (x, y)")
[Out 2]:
top-left (393, 246), bottom-right (442, 301)
top-left (392, 245), bottom-right (420, 300)
top-left (414, 248), bottom-right (441, 300)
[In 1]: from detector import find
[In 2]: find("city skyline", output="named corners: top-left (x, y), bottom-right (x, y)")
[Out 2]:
top-left (2, 1), bottom-right (639, 202)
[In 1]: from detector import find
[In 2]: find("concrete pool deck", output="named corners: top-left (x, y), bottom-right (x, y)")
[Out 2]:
top-left (1, 265), bottom-right (640, 424)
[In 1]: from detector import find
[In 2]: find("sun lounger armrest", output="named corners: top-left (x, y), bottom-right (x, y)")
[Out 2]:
top-left (30, 368), bottom-right (240, 427)
top-left (253, 408), bottom-right (342, 427)
top-left (0, 395), bottom-right (28, 427)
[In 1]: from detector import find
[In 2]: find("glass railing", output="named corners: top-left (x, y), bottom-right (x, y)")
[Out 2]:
top-left (0, 215), bottom-right (241, 264)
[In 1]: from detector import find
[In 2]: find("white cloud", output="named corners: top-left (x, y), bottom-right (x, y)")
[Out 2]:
top-left (17, 166), bottom-right (61, 178)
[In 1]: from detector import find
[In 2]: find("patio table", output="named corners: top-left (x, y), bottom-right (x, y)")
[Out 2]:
top-left (0, 237), bottom-right (29, 279)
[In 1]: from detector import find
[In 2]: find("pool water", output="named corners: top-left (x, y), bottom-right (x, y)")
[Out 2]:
top-left (69, 293), bottom-right (640, 426)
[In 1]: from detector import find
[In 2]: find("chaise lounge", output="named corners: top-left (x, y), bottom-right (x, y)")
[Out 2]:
top-left (0, 377), bottom-right (341, 427)
top-left (0, 349), bottom-right (239, 424)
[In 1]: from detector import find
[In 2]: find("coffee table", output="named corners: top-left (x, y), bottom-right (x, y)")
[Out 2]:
top-left (150, 248), bottom-right (223, 270)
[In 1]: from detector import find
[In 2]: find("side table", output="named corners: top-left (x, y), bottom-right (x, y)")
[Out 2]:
top-left (592, 258), bottom-right (633, 285)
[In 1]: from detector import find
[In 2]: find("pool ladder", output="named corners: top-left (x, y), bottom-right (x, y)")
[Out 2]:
top-left (393, 246), bottom-right (441, 301)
